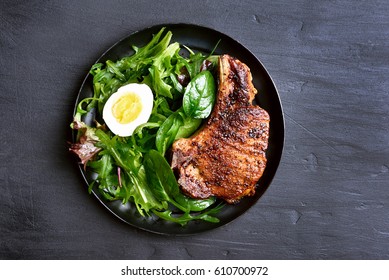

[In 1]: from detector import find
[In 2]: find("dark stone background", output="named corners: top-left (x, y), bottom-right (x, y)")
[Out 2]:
top-left (1, 0), bottom-right (388, 259)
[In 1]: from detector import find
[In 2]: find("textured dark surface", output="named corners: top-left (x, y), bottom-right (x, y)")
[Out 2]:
top-left (1, 0), bottom-right (388, 259)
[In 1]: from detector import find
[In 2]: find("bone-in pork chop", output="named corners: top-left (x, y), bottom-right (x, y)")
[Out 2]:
top-left (171, 54), bottom-right (270, 203)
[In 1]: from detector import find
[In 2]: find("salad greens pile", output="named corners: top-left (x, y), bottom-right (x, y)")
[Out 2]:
top-left (70, 27), bottom-right (223, 225)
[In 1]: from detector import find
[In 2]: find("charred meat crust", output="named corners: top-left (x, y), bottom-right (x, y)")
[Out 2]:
top-left (171, 54), bottom-right (270, 204)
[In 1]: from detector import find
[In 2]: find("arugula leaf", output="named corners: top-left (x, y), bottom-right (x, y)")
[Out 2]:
top-left (88, 153), bottom-right (118, 195)
top-left (148, 65), bottom-right (173, 99)
top-left (169, 72), bottom-right (184, 94)
top-left (152, 203), bottom-right (224, 226)
top-left (87, 28), bottom-right (175, 116)
top-left (95, 129), bottom-right (164, 215)
top-left (181, 46), bottom-right (207, 78)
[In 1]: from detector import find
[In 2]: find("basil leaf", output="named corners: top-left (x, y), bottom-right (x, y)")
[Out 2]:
top-left (183, 70), bottom-right (216, 119)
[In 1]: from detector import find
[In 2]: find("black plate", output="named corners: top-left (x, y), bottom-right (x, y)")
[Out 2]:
top-left (73, 23), bottom-right (284, 235)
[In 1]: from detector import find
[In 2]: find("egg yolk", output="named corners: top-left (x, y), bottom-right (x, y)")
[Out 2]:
top-left (111, 93), bottom-right (142, 124)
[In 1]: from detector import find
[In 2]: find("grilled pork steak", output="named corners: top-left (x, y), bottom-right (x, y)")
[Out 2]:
top-left (171, 55), bottom-right (270, 203)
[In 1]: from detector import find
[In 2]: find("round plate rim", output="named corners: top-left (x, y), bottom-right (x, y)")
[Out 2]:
top-left (72, 23), bottom-right (285, 235)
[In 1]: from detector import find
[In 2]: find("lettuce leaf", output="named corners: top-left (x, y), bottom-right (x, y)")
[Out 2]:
top-left (70, 27), bottom-right (223, 224)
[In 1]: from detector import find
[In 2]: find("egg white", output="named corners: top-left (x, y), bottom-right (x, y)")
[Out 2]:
top-left (102, 83), bottom-right (154, 137)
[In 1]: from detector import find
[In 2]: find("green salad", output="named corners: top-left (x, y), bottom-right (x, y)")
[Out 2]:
top-left (70, 27), bottom-right (224, 225)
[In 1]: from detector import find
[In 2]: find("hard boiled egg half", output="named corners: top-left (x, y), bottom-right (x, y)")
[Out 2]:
top-left (102, 83), bottom-right (153, 137)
